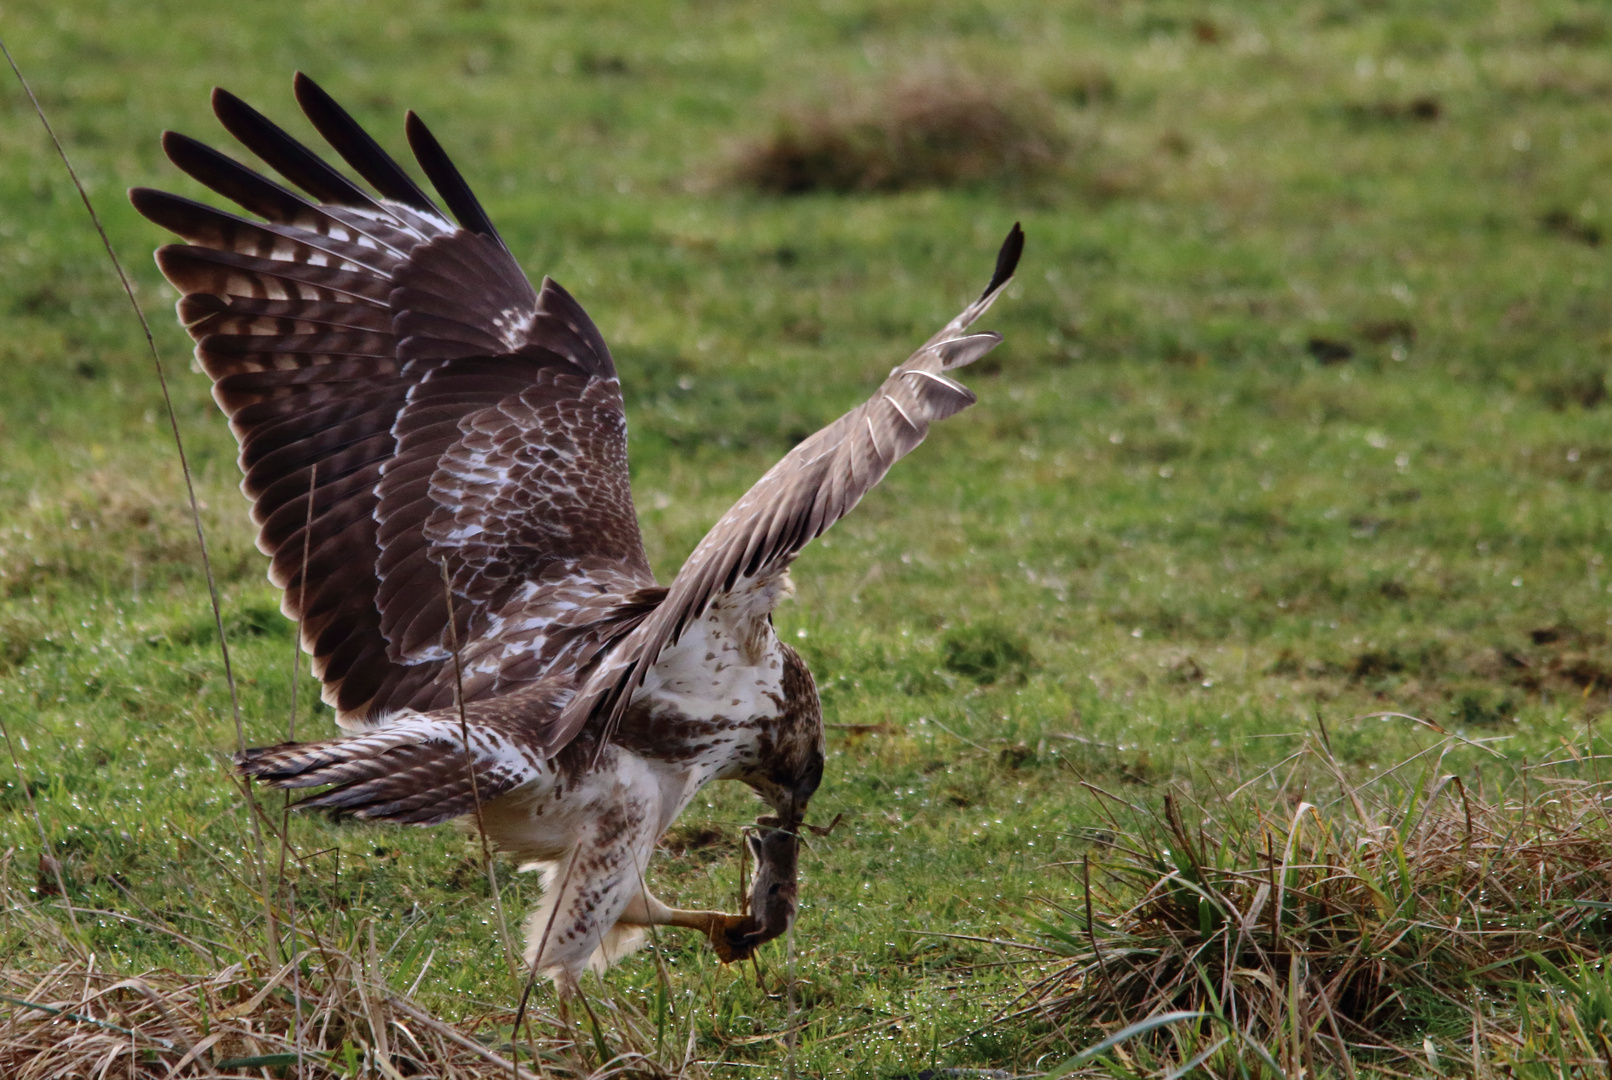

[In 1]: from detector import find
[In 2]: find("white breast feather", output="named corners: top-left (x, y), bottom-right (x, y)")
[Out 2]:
top-left (636, 603), bottom-right (786, 723)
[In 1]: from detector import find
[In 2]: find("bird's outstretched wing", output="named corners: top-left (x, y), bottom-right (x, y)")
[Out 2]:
top-left (133, 74), bottom-right (654, 729)
top-left (554, 225), bottom-right (1025, 749)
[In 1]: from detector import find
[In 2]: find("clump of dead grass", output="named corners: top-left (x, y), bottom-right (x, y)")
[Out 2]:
top-left (0, 953), bottom-right (695, 1079)
top-left (732, 72), bottom-right (1070, 195)
top-left (0, 865), bottom-right (702, 1080)
top-left (1007, 726), bottom-right (1612, 1075)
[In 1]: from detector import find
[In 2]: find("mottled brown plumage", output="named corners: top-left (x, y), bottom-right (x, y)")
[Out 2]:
top-left (134, 74), bottom-right (1020, 991)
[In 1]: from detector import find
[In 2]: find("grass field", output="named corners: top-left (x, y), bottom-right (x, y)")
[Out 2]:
top-left (2, 0), bottom-right (1611, 1075)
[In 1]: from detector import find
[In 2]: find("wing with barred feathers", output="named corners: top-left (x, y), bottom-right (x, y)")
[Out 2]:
top-left (132, 74), bottom-right (654, 730)
top-left (554, 225), bottom-right (1024, 749)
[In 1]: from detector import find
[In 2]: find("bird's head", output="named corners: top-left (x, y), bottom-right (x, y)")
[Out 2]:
top-left (740, 642), bottom-right (826, 823)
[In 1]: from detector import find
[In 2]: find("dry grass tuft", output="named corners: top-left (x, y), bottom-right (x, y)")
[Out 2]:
top-left (1009, 730), bottom-right (1612, 1074)
top-left (0, 955), bottom-right (697, 1079)
top-left (732, 72), bottom-right (1070, 195)
top-left (0, 867), bottom-right (702, 1079)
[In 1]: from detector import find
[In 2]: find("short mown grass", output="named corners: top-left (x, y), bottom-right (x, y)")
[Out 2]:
top-left (2, 0), bottom-right (1612, 1075)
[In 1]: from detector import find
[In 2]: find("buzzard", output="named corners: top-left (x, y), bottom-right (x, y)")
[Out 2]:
top-left (132, 74), bottom-right (1022, 992)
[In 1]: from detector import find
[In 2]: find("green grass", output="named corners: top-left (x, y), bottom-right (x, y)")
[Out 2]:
top-left (2, 0), bottom-right (1612, 1074)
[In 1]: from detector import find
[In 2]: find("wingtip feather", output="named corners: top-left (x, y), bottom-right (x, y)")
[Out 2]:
top-left (210, 84), bottom-right (374, 207)
top-left (983, 222), bottom-right (1025, 299)
top-left (404, 110), bottom-right (504, 244)
top-left (293, 72), bottom-right (441, 214)
top-left (127, 186), bottom-right (162, 217)
top-left (158, 129), bottom-right (185, 162)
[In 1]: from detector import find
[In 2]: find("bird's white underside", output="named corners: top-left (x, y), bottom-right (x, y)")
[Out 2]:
top-left (362, 595), bottom-right (790, 983)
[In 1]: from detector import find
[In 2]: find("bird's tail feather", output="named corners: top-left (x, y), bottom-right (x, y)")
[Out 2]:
top-left (238, 713), bottom-right (542, 826)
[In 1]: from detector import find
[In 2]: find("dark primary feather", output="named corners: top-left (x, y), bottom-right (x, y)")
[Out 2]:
top-left (211, 87), bottom-right (377, 209)
top-left (292, 72), bottom-right (441, 214)
top-left (134, 77), bottom-right (652, 729)
top-left (917, 221), bottom-right (1023, 352)
top-left (987, 222), bottom-right (1026, 297)
top-left (404, 110), bottom-right (505, 247)
top-left (159, 132), bottom-right (321, 227)
top-left (554, 224), bottom-right (1025, 749)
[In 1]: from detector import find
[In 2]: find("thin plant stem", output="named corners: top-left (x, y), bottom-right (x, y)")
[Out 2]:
top-left (0, 33), bottom-right (280, 961)
top-left (439, 558), bottom-right (518, 985)
top-left (289, 883), bottom-right (305, 1080)
top-left (289, 462), bottom-right (317, 744)
top-left (276, 462), bottom-right (318, 985)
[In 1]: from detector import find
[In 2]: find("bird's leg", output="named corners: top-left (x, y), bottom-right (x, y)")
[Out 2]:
top-left (616, 891), bottom-right (756, 962)
top-left (522, 785), bottom-right (665, 989)
top-left (617, 822), bottom-right (800, 963)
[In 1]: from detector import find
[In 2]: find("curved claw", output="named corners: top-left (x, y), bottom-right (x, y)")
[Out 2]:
top-left (708, 912), bottom-right (763, 963)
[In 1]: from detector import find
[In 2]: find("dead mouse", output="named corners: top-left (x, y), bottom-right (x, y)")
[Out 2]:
top-left (708, 820), bottom-right (799, 963)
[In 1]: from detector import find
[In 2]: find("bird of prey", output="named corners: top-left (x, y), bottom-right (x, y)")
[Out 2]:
top-left (132, 74), bottom-right (1022, 993)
